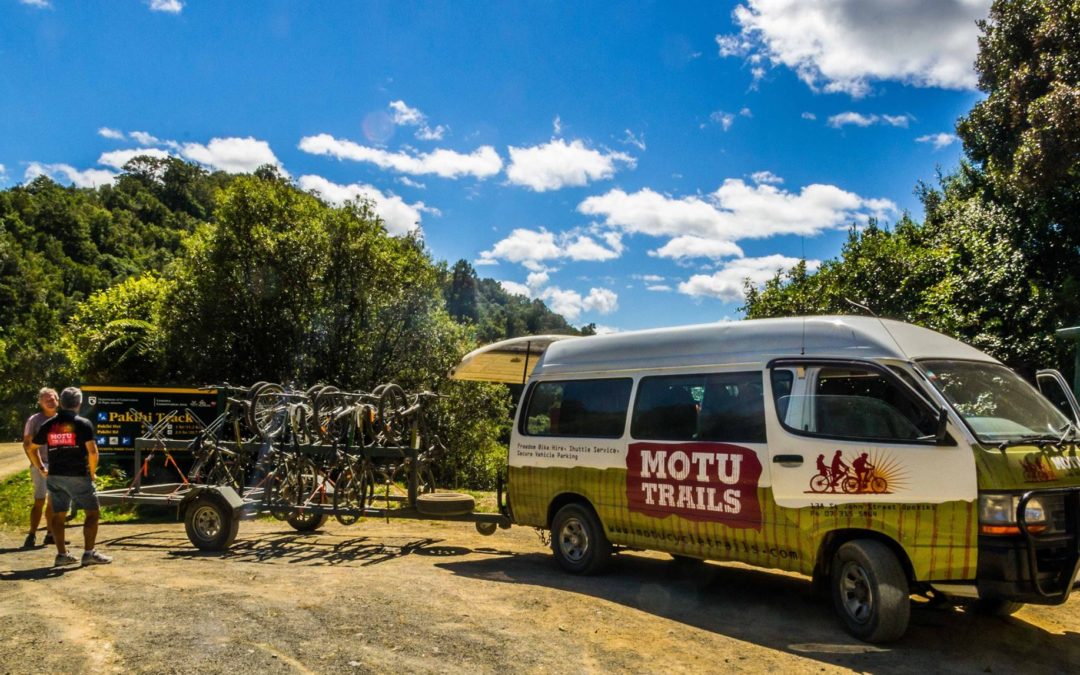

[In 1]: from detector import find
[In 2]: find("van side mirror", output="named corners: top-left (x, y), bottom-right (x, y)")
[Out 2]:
top-left (936, 407), bottom-right (950, 444)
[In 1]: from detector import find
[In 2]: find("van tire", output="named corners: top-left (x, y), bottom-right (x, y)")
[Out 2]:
top-left (971, 597), bottom-right (1025, 616)
top-left (831, 540), bottom-right (910, 643)
top-left (551, 503), bottom-right (611, 575)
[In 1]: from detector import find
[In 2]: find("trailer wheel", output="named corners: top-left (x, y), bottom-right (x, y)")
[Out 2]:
top-left (475, 521), bottom-right (498, 536)
top-left (416, 492), bottom-right (475, 516)
top-left (831, 540), bottom-right (910, 643)
top-left (551, 502), bottom-right (611, 575)
top-left (286, 510), bottom-right (328, 532)
top-left (184, 495), bottom-right (239, 551)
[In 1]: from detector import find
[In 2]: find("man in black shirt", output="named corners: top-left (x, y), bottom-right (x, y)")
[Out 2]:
top-left (30, 387), bottom-right (113, 567)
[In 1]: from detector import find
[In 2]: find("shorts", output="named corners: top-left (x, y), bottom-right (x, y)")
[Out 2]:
top-left (46, 474), bottom-right (100, 513)
top-left (30, 465), bottom-right (48, 500)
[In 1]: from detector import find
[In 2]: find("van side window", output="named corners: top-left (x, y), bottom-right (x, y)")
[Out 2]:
top-left (632, 372), bottom-right (767, 443)
top-left (775, 364), bottom-right (938, 442)
top-left (522, 379), bottom-right (632, 438)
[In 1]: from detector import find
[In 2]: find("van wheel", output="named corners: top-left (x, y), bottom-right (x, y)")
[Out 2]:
top-left (551, 503), bottom-right (611, 575)
top-left (971, 597), bottom-right (1025, 616)
top-left (831, 540), bottom-right (910, 643)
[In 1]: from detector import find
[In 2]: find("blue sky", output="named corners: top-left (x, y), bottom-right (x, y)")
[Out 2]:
top-left (1, 0), bottom-right (989, 332)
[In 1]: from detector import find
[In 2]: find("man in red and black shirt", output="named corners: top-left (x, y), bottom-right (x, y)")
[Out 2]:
top-left (30, 387), bottom-right (113, 567)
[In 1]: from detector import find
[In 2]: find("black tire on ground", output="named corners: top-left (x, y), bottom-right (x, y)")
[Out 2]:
top-left (971, 597), bottom-right (1025, 616)
top-left (550, 502), bottom-right (612, 575)
top-left (415, 492), bottom-right (475, 516)
top-left (286, 510), bottom-right (329, 532)
top-left (475, 521), bottom-right (498, 536)
top-left (184, 495), bottom-right (239, 551)
top-left (830, 540), bottom-right (911, 643)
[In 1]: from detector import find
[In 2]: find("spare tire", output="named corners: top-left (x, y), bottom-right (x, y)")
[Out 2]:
top-left (416, 492), bottom-right (475, 516)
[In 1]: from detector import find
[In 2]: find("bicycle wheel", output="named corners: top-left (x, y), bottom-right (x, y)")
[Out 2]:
top-left (248, 382), bottom-right (287, 441)
top-left (841, 475), bottom-right (860, 494)
top-left (288, 403), bottom-right (314, 445)
top-left (313, 386), bottom-right (344, 444)
top-left (376, 383), bottom-right (408, 446)
top-left (810, 474), bottom-right (831, 493)
top-left (870, 477), bottom-right (888, 494)
top-left (333, 463), bottom-right (367, 525)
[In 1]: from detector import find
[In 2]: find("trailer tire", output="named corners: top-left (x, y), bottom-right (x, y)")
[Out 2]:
top-left (286, 511), bottom-right (329, 532)
top-left (831, 540), bottom-right (910, 643)
top-left (416, 492), bottom-right (475, 516)
top-left (475, 521), bottom-right (498, 536)
top-left (551, 502), bottom-right (611, 575)
top-left (184, 495), bottom-right (239, 551)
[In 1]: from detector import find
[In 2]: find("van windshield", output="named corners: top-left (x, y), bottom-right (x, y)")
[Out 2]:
top-left (920, 360), bottom-right (1070, 442)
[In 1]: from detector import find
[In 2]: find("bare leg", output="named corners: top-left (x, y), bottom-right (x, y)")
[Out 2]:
top-left (84, 510), bottom-right (100, 551)
top-left (28, 498), bottom-right (44, 536)
top-left (44, 500), bottom-right (54, 540)
top-left (50, 511), bottom-right (67, 555)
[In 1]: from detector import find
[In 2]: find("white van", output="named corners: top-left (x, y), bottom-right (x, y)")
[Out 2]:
top-left (454, 316), bottom-right (1080, 642)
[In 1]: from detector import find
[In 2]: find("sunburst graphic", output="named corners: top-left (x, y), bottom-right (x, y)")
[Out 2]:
top-left (805, 450), bottom-right (910, 494)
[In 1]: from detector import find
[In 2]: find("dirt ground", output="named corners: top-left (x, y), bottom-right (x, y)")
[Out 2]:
top-left (0, 443), bottom-right (29, 482)
top-left (0, 508), bottom-right (1076, 675)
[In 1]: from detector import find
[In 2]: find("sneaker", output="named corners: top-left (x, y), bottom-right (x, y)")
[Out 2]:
top-left (54, 553), bottom-right (78, 567)
top-left (81, 550), bottom-right (113, 566)
top-left (43, 533), bottom-right (54, 546)
top-left (22, 533), bottom-right (35, 549)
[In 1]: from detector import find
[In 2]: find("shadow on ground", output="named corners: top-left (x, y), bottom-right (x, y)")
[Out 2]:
top-left (436, 551), bottom-right (1080, 674)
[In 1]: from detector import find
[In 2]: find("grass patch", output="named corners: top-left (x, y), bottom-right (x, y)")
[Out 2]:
top-left (0, 465), bottom-right (175, 531)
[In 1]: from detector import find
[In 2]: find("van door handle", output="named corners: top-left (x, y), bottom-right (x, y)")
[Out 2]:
top-left (773, 454), bottom-right (803, 465)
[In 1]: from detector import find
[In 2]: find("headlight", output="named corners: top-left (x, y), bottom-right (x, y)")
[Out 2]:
top-left (979, 493), bottom-right (1046, 535)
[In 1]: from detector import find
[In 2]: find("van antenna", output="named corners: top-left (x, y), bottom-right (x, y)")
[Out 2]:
top-left (843, 297), bottom-right (909, 359)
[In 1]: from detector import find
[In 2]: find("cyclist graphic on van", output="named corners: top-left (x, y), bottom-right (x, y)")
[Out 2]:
top-left (809, 451), bottom-right (890, 494)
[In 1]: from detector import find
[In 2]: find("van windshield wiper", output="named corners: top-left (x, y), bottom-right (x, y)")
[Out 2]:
top-left (996, 434), bottom-right (1064, 450)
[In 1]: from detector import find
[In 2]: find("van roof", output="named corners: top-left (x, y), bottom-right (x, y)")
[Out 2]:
top-left (533, 316), bottom-right (997, 377)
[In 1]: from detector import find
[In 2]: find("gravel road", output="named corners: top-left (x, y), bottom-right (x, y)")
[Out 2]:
top-left (1, 513), bottom-right (1077, 674)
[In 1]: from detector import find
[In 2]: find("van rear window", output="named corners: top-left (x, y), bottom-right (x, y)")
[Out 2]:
top-left (521, 379), bottom-right (632, 438)
top-left (631, 371), bottom-right (767, 443)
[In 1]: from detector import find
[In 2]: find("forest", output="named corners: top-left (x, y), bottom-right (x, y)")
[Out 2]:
top-left (0, 160), bottom-right (588, 487)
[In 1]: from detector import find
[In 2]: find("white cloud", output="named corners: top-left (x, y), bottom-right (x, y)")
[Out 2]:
top-left (97, 147), bottom-right (173, 169)
top-left (179, 137), bottom-right (284, 174)
top-left (388, 100), bottom-right (447, 141)
top-left (916, 132), bottom-right (959, 150)
top-left (505, 139), bottom-right (635, 192)
top-left (646, 285), bottom-right (674, 292)
top-left (498, 280), bottom-right (532, 297)
top-left (717, 0), bottom-right (990, 97)
top-left (750, 170), bottom-right (783, 185)
top-left (397, 176), bottom-right (426, 189)
top-left (526, 271), bottom-right (550, 288)
top-left (709, 111), bottom-right (736, 131)
top-left (801, 112), bottom-right (817, 120)
top-left (632, 274), bottom-right (665, 282)
top-left (553, 116), bottom-right (563, 136)
top-left (25, 162), bottom-right (117, 188)
top-left (98, 127), bottom-right (125, 140)
top-left (649, 236), bottom-right (744, 260)
top-left (592, 324), bottom-right (620, 335)
top-left (678, 254), bottom-right (821, 301)
top-left (129, 130), bottom-right (163, 146)
top-left (297, 175), bottom-right (431, 236)
top-left (148, 0), bottom-right (183, 13)
top-left (0, 164), bottom-right (7, 183)
top-left (299, 133), bottom-right (503, 180)
top-left (538, 286), bottom-right (619, 320)
top-left (826, 112), bottom-right (912, 129)
top-left (19, 0), bottom-right (51, 8)
top-left (478, 227), bottom-right (624, 267)
top-left (739, 107), bottom-right (753, 118)
top-left (621, 129), bottom-right (646, 151)
top-left (579, 179), bottom-right (894, 245)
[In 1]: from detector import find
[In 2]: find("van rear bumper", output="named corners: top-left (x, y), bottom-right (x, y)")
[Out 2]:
top-left (976, 488), bottom-right (1080, 605)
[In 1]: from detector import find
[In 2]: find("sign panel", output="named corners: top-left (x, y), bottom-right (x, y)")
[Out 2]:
top-left (80, 386), bottom-right (218, 450)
